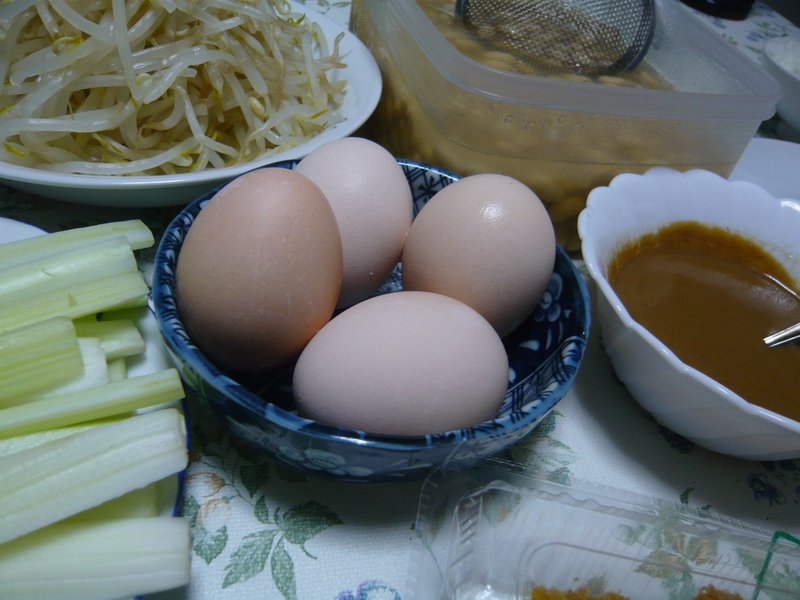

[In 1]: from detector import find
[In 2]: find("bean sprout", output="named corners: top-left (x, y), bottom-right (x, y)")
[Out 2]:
top-left (0, 0), bottom-right (347, 175)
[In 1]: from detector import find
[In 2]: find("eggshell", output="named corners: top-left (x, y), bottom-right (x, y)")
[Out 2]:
top-left (401, 173), bottom-right (556, 338)
top-left (175, 168), bottom-right (343, 371)
top-left (295, 137), bottom-right (413, 308)
top-left (292, 291), bottom-right (509, 436)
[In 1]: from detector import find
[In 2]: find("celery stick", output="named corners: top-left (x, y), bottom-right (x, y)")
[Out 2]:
top-left (74, 318), bottom-right (145, 360)
top-left (0, 368), bottom-right (185, 438)
top-left (0, 408), bottom-right (188, 543)
top-left (0, 422), bottom-right (102, 458)
top-left (0, 236), bottom-right (138, 306)
top-left (66, 484), bottom-right (160, 521)
top-left (0, 416), bottom-right (126, 457)
top-left (0, 516), bottom-right (190, 600)
top-left (0, 317), bottom-right (83, 405)
top-left (0, 219), bottom-right (154, 271)
top-left (0, 270), bottom-right (149, 333)
top-left (106, 357), bottom-right (128, 381)
top-left (5, 338), bottom-right (111, 408)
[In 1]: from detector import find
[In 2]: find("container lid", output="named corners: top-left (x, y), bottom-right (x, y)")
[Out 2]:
top-left (408, 457), bottom-right (800, 599)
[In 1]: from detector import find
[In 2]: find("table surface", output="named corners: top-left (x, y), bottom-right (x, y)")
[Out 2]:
top-left (2, 3), bottom-right (800, 600)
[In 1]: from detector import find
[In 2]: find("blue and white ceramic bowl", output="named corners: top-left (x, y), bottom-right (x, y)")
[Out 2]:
top-left (153, 160), bottom-right (591, 482)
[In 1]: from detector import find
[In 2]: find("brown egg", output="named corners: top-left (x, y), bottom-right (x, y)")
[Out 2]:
top-left (295, 137), bottom-right (413, 308)
top-left (292, 291), bottom-right (509, 436)
top-left (402, 173), bottom-right (555, 338)
top-left (175, 168), bottom-right (343, 371)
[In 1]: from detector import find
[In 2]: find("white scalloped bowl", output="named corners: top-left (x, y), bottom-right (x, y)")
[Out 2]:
top-left (578, 167), bottom-right (800, 461)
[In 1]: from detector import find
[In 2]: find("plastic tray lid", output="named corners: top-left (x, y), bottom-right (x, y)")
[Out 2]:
top-left (409, 457), bottom-right (800, 600)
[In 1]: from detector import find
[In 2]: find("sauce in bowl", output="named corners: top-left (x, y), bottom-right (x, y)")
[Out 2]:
top-left (609, 222), bottom-right (800, 421)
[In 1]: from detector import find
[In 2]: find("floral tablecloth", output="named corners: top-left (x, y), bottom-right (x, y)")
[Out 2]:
top-left (2, 3), bottom-right (800, 600)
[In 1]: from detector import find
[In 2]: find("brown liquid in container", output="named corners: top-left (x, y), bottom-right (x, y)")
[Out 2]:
top-left (608, 222), bottom-right (800, 422)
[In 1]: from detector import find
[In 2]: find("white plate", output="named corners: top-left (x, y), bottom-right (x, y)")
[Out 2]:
top-left (0, 217), bottom-right (44, 242)
top-left (0, 2), bottom-right (382, 208)
top-left (729, 136), bottom-right (800, 200)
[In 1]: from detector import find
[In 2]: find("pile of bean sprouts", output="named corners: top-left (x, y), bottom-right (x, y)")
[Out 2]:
top-left (0, 0), bottom-right (347, 175)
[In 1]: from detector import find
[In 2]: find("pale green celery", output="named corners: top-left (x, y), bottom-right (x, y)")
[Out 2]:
top-left (0, 408), bottom-right (188, 543)
top-left (0, 422), bottom-right (102, 458)
top-left (0, 416), bottom-right (125, 458)
top-left (0, 236), bottom-right (138, 306)
top-left (0, 516), bottom-right (190, 600)
top-left (3, 338), bottom-right (110, 408)
top-left (0, 368), bottom-right (185, 438)
top-left (106, 357), bottom-right (128, 381)
top-left (0, 270), bottom-right (150, 333)
top-left (0, 317), bottom-right (83, 406)
top-left (0, 219), bottom-right (154, 271)
top-left (66, 484), bottom-right (160, 522)
top-left (73, 318), bottom-right (145, 359)
top-left (45, 338), bottom-right (108, 395)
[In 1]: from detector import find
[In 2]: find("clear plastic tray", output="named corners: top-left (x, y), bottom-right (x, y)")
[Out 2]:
top-left (408, 458), bottom-right (800, 599)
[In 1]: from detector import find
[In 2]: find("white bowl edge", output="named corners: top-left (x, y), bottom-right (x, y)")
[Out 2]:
top-left (578, 167), bottom-right (800, 460)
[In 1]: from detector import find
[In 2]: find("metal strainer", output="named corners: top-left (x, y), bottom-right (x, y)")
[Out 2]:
top-left (454, 0), bottom-right (656, 76)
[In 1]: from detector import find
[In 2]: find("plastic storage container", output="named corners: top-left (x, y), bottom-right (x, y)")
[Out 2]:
top-left (408, 458), bottom-right (800, 599)
top-left (349, 0), bottom-right (780, 251)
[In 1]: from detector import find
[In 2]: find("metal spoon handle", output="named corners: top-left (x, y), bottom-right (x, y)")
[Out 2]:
top-left (764, 322), bottom-right (800, 347)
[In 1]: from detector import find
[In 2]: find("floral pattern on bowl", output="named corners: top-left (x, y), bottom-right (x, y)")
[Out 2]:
top-left (153, 159), bottom-right (591, 482)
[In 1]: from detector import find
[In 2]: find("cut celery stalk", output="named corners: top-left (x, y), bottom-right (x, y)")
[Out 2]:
top-left (0, 408), bottom-right (188, 543)
top-left (73, 318), bottom-right (145, 360)
top-left (106, 357), bottom-right (128, 382)
top-left (0, 516), bottom-right (190, 600)
top-left (0, 270), bottom-right (149, 333)
top-left (0, 421), bottom-right (110, 458)
top-left (0, 368), bottom-right (185, 439)
top-left (51, 338), bottom-right (109, 394)
top-left (66, 484), bottom-right (161, 522)
top-left (0, 236), bottom-right (138, 306)
top-left (0, 219), bottom-right (154, 271)
top-left (0, 317), bottom-right (83, 406)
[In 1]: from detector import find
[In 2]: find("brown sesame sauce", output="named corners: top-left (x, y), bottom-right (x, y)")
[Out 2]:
top-left (608, 221), bottom-right (800, 421)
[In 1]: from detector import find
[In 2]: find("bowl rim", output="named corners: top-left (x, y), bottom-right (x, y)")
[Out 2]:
top-left (153, 159), bottom-right (591, 451)
top-left (763, 35), bottom-right (800, 81)
top-left (578, 167), bottom-right (800, 435)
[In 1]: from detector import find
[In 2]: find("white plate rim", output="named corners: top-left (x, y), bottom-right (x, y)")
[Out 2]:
top-left (0, 2), bottom-right (381, 197)
top-left (0, 216), bottom-right (45, 241)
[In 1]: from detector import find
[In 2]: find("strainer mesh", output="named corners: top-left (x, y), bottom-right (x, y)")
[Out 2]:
top-left (455, 0), bottom-right (656, 75)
